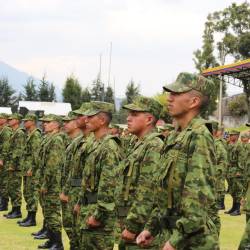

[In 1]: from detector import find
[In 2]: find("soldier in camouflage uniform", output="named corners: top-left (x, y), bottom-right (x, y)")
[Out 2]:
top-left (211, 121), bottom-right (228, 210)
top-left (75, 101), bottom-right (122, 250)
top-left (225, 130), bottom-right (245, 216)
top-left (38, 114), bottom-right (65, 250)
top-left (17, 114), bottom-right (42, 227)
top-left (0, 113), bottom-right (12, 211)
top-left (113, 96), bottom-right (164, 250)
top-left (137, 73), bottom-right (219, 250)
top-left (238, 134), bottom-right (250, 249)
top-left (157, 123), bottom-right (175, 138)
top-left (60, 103), bottom-right (93, 250)
top-left (4, 113), bottom-right (26, 219)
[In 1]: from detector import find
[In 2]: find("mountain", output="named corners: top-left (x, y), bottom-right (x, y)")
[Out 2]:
top-left (0, 61), bottom-right (37, 94)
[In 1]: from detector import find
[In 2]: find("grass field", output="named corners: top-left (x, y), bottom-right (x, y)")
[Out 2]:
top-left (0, 195), bottom-right (246, 250)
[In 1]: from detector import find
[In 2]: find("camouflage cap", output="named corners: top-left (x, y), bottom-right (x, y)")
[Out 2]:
top-left (84, 101), bottom-right (114, 116)
top-left (163, 72), bottom-right (214, 96)
top-left (157, 123), bottom-right (175, 132)
top-left (123, 96), bottom-right (162, 119)
top-left (22, 114), bottom-right (38, 122)
top-left (39, 114), bottom-right (62, 124)
top-left (73, 102), bottom-right (92, 115)
top-left (229, 130), bottom-right (240, 136)
top-left (241, 133), bottom-right (250, 139)
top-left (8, 113), bottom-right (23, 120)
top-left (62, 111), bottom-right (77, 122)
top-left (0, 113), bottom-right (9, 119)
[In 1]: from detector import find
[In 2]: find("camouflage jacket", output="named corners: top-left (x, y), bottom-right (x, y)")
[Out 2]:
top-left (6, 127), bottom-right (26, 172)
top-left (0, 125), bottom-right (12, 162)
top-left (227, 141), bottom-right (245, 178)
top-left (145, 116), bottom-right (217, 248)
top-left (114, 131), bottom-right (164, 234)
top-left (40, 132), bottom-right (65, 193)
top-left (63, 133), bottom-right (93, 195)
top-left (22, 128), bottom-right (42, 175)
top-left (79, 134), bottom-right (122, 231)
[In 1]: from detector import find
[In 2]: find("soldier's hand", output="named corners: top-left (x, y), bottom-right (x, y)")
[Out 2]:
top-left (26, 170), bottom-right (32, 176)
top-left (121, 228), bottom-right (136, 242)
top-left (162, 241), bottom-right (176, 250)
top-left (87, 215), bottom-right (101, 228)
top-left (0, 160), bottom-right (3, 167)
top-left (136, 230), bottom-right (154, 247)
top-left (240, 198), bottom-right (246, 206)
top-left (73, 204), bottom-right (80, 216)
top-left (60, 193), bottom-right (69, 203)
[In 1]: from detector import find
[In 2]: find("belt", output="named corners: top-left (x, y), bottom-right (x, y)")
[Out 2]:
top-left (80, 191), bottom-right (98, 205)
top-left (159, 215), bottom-right (180, 229)
top-left (70, 178), bottom-right (82, 187)
top-left (116, 206), bottom-right (130, 217)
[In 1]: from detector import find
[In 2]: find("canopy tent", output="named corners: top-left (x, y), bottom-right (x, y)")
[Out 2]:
top-left (202, 58), bottom-right (250, 87)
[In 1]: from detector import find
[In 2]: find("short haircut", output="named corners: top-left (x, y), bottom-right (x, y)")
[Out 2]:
top-left (98, 112), bottom-right (112, 125)
top-left (188, 90), bottom-right (209, 111)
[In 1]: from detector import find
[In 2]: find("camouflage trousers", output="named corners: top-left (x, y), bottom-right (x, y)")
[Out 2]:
top-left (61, 201), bottom-right (80, 249)
top-left (23, 176), bottom-right (39, 212)
top-left (228, 177), bottom-right (244, 203)
top-left (42, 193), bottom-right (62, 232)
top-left (80, 230), bottom-right (114, 250)
top-left (7, 170), bottom-right (22, 207)
top-left (238, 218), bottom-right (250, 250)
top-left (0, 168), bottom-right (9, 199)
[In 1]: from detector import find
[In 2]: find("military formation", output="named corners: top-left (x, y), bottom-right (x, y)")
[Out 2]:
top-left (0, 72), bottom-right (249, 250)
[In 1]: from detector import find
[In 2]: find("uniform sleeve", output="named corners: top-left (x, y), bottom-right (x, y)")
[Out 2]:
top-left (92, 141), bottom-right (120, 222)
top-left (216, 141), bottom-right (228, 179)
top-left (125, 140), bottom-right (163, 234)
top-left (41, 137), bottom-right (65, 191)
top-left (0, 129), bottom-right (12, 162)
top-left (169, 133), bottom-right (216, 248)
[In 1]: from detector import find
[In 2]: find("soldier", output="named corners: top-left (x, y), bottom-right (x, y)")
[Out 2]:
top-left (74, 101), bottom-right (122, 250)
top-left (225, 130), bottom-right (245, 216)
top-left (60, 103), bottom-right (93, 250)
top-left (38, 114), bottom-right (65, 250)
top-left (211, 122), bottom-right (228, 210)
top-left (17, 114), bottom-right (42, 227)
top-left (113, 96), bottom-right (164, 250)
top-left (4, 113), bottom-right (26, 219)
top-left (158, 123), bottom-right (175, 138)
top-left (0, 113), bottom-right (12, 211)
top-left (238, 134), bottom-right (250, 249)
top-left (137, 73), bottom-right (219, 250)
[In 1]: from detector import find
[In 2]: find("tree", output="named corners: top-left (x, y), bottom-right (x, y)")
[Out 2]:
top-left (62, 75), bottom-right (82, 110)
top-left (38, 74), bottom-right (56, 102)
top-left (0, 77), bottom-right (16, 107)
top-left (228, 94), bottom-right (248, 117)
top-left (23, 77), bottom-right (38, 101)
top-left (193, 2), bottom-right (250, 120)
top-left (81, 87), bottom-right (91, 102)
top-left (104, 86), bottom-right (114, 104)
top-left (125, 79), bottom-right (140, 104)
top-left (91, 77), bottom-right (104, 101)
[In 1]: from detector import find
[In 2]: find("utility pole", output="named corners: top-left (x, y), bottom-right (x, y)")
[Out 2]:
top-left (107, 42), bottom-right (112, 87)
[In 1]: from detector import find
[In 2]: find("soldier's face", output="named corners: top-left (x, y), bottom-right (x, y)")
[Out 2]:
top-left (167, 91), bottom-right (199, 117)
top-left (127, 111), bottom-right (148, 135)
top-left (241, 137), bottom-right (249, 143)
top-left (76, 115), bottom-right (86, 128)
top-left (64, 120), bottom-right (77, 134)
top-left (24, 120), bottom-right (34, 129)
top-left (85, 115), bottom-right (102, 132)
top-left (8, 119), bottom-right (19, 127)
top-left (229, 134), bottom-right (239, 143)
top-left (44, 121), bottom-right (59, 133)
top-left (0, 118), bottom-right (7, 126)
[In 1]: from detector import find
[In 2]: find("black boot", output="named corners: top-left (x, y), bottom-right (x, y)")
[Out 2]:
top-left (38, 229), bottom-right (53, 249)
top-left (6, 206), bottom-right (22, 219)
top-left (230, 202), bottom-right (241, 216)
top-left (3, 206), bottom-right (15, 217)
top-left (32, 220), bottom-right (46, 236)
top-left (217, 197), bottom-right (225, 210)
top-left (20, 211), bottom-right (36, 227)
top-left (34, 224), bottom-right (49, 240)
top-left (224, 199), bottom-right (235, 214)
top-left (0, 198), bottom-right (8, 211)
top-left (49, 231), bottom-right (64, 250)
top-left (17, 211), bottom-right (30, 224)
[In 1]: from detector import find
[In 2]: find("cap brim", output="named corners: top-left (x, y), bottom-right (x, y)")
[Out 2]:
top-left (123, 103), bottom-right (147, 112)
top-left (83, 109), bottom-right (100, 116)
top-left (163, 82), bottom-right (192, 93)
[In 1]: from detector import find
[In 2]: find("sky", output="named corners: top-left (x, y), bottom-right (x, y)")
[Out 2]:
top-left (0, 0), bottom-right (245, 98)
